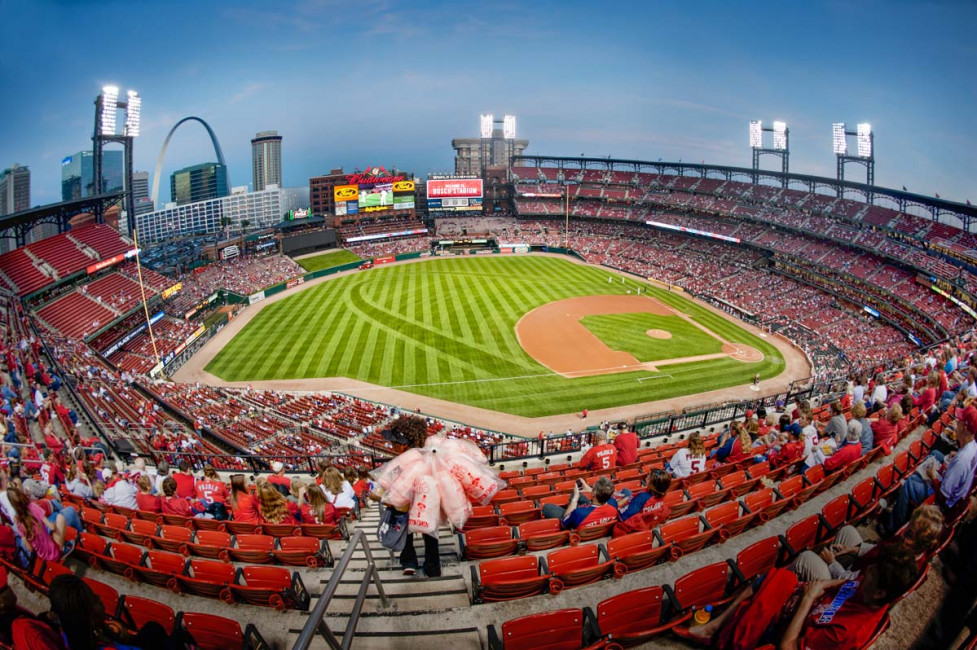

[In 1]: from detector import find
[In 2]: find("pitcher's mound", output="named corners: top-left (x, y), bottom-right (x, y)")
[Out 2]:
top-left (723, 342), bottom-right (764, 363)
top-left (645, 329), bottom-right (673, 340)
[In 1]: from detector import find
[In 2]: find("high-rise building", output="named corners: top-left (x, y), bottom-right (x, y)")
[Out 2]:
top-left (170, 162), bottom-right (229, 206)
top-left (0, 164), bottom-right (30, 215)
top-left (0, 164), bottom-right (31, 252)
top-left (60, 150), bottom-right (123, 201)
top-left (132, 171), bottom-right (154, 216)
top-left (452, 114), bottom-right (528, 176)
top-left (251, 131), bottom-right (283, 192)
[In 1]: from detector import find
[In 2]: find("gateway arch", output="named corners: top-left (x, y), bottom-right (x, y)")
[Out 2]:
top-left (151, 116), bottom-right (230, 206)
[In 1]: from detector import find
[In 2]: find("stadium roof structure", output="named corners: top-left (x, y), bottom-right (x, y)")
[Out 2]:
top-left (514, 155), bottom-right (977, 231)
top-left (0, 192), bottom-right (123, 247)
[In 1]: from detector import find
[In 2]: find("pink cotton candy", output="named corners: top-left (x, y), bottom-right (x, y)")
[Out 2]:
top-left (436, 464), bottom-right (473, 529)
top-left (445, 454), bottom-right (505, 506)
top-left (435, 437), bottom-right (487, 463)
top-left (383, 454), bottom-right (429, 510)
top-left (408, 472), bottom-right (441, 535)
top-left (371, 448), bottom-right (423, 492)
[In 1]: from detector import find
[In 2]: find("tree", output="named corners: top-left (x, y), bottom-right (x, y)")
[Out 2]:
top-left (240, 219), bottom-right (251, 233)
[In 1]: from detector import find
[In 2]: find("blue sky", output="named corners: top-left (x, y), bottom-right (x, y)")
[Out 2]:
top-left (1, 0), bottom-right (975, 206)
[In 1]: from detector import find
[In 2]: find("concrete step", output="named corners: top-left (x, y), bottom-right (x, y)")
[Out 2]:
top-left (284, 626), bottom-right (482, 650)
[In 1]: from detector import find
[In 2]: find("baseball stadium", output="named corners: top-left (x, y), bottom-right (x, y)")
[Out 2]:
top-left (2, 4), bottom-right (977, 649)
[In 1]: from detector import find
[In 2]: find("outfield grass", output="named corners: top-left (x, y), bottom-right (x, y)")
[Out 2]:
top-left (206, 256), bottom-right (784, 417)
top-left (580, 313), bottom-right (723, 362)
top-left (295, 249), bottom-right (361, 273)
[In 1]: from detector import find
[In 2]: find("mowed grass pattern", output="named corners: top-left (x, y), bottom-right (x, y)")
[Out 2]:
top-left (580, 313), bottom-right (722, 362)
top-left (206, 256), bottom-right (785, 417)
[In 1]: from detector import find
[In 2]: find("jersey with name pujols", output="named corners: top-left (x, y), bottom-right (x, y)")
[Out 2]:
top-left (579, 443), bottom-right (618, 470)
top-left (563, 500), bottom-right (619, 529)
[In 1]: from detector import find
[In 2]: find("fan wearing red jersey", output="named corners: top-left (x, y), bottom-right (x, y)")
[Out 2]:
top-left (578, 431), bottom-right (618, 471)
top-left (194, 465), bottom-right (228, 505)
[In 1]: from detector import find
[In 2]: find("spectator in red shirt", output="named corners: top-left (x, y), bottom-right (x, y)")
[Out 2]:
top-left (613, 428), bottom-right (640, 467)
top-left (39, 450), bottom-right (65, 487)
top-left (578, 431), bottom-right (618, 471)
top-left (160, 477), bottom-right (192, 517)
top-left (542, 476), bottom-right (619, 531)
top-left (267, 461), bottom-right (291, 492)
top-left (687, 542), bottom-right (918, 650)
top-left (194, 465), bottom-right (228, 505)
top-left (257, 481), bottom-right (299, 525)
top-left (135, 475), bottom-right (162, 513)
top-left (912, 372), bottom-right (939, 414)
top-left (771, 427), bottom-right (804, 468)
top-left (171, 460), bottom-right (196, 499)
top-left (229, 474), bottom-right (260, 523)
top-left (871, 404), bottom-right (902, 452)
top-left (823, 422), bottom-right (863, 473)
top-left (301, 484), bottom-right (338, 525)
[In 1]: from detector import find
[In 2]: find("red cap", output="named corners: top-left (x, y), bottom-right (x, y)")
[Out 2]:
top-left (962, 406), bottom-right (977, 437)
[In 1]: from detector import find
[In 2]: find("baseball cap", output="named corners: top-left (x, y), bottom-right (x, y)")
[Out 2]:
top-left (271, 461), bottom-right (284, 473)
top-left (22, 478), bottom-right (50, 500)
top-left (961, 406), bottom-right (977, 436)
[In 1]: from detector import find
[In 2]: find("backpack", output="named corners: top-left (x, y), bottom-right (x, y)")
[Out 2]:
top-left (611, 503), bottom-right (669, 538)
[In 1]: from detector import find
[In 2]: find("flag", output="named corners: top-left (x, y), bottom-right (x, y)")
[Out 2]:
top-left (968, 200), bottom-right (972, 206)
top-left (936, 193), bottom-right (941, 198)
top-left (902, 186), bottom-right (907, 191)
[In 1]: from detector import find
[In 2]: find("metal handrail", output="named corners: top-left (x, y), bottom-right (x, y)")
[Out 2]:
top-left (293, 528), bottom-right (391, 650)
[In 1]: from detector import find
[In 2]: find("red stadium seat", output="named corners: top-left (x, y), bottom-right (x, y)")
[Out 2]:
top-left (227, 534), bottom-right (275, 564)
top-left (518, 519), bottom-right (571, 552)
top-left (657, 517), bottom-right (718, 555)
top-left (121, 595), bottom-right (176, 635)
top-left (274, 536), bottom-right (329, 567)
top-left (719, 470), bottom-right (759, 498)
top-left (685, 481), bottom-right (729, 509)
top-left (134, 550), bottom-right (187, 590)
top-left (178, 612), bottom-right (246, 650)
top-left (474, 556), bottom-right (550, 603)
top-left (743, 487), bottom-right (792, 522)
top-left (702, 501), bottom-right (757, 540)
top-left (728, 536), bottom-right (780, 586)
top-left (499, 500), bottom-right (541, 525)
top-left (459, 505), bottom-right (500, 531)
top-left (574, 520), bottom-right (616, 542)
top-left (186, 530), bottom-right (232, 559)
top-left (849, 477), bottom-right (880, 526)
top-left (178, 559), bottom-right (236, 600)
top-left (487, 608), bottom-right (600, 650)
top-left (818, 494), bottom-right (851, 544)
top-left (233, 566), bottom-right (310, 611)
top-left (547, 544), bottom-right (615, 591)
top-left (779, 514), bottom-right (821, 561)
top-left (120, 519), bottom-right (159, 547)
top-left (606, 531), bottom-right (675, 572)
top-left (151, 525), bottom-right (193, 554)
top-left (596, 586), bottom-right (674, 646)
top-left (665, 562), bottom-right (732, 633)
top-left (463, 526), bottom-right (519, 560)
top-left (664, 490), bottom-right (698, 518)
top-left (84, 578), bottom-right (121, 620)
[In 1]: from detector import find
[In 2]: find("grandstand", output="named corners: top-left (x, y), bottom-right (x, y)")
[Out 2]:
top-left (3, 158), bottom-right (977, 649)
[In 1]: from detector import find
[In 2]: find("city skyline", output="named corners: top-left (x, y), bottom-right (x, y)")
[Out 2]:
top-left (1, 0), bottom-right (975, 208)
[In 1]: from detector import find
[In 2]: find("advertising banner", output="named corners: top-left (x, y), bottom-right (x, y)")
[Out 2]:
top-left (286, 277), bottom-right (305, 289)
top-left (248, 291), bottom-right (266, 305)
top-left (375, 256), bottom-right (395, 265)
top-left (86, 253), bottom-right (126, 275)
top-left (161, 282), bottom-right (183, 299)
top-left (334, 185), bottom-right (359, 202)
top-left (335, 202), bottom-right (347, 216)
top-left (393, 199), bottom-right (415, 210)
top-left (392, 180), bottom-right (415, 193)
top-left (427, 178), bottom-right (483, 199)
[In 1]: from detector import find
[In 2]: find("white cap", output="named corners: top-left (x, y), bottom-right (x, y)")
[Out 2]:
top-left (102, 468), bottom-right (113, 480)
top-left (271, 461), bottom-right (284, 473)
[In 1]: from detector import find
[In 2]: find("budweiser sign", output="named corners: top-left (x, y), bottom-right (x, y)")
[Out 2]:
top-left (345, 165), bottom-right (404, 186)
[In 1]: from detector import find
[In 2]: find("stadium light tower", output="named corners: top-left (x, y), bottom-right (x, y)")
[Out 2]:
top-left (93, 85), bottom-right (141, 233)
top-left (748, 119), bottom-right (789, 186)
top-left (832, 121), bottom-right (875, 196)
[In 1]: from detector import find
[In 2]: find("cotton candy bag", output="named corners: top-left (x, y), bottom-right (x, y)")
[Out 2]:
top-left (408, 456), bottom-right (441, 535)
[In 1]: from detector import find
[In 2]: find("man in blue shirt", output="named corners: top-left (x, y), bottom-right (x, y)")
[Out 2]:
top-left (885, 406), bottom-right (977, 533)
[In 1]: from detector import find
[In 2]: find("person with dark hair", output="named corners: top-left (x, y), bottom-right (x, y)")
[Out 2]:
top-left (613, 427), bottom-right (640, 467)
top-left (229, 474), bottom-right (260, 523)
top-left (618, 469), bottom-right (671, 521)
top-left (688, 542), bottom-right (919, 650)
top-left (171, 460), bottom-right (195, 499)
top-left (542, 476), bottom-right (618, 531)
